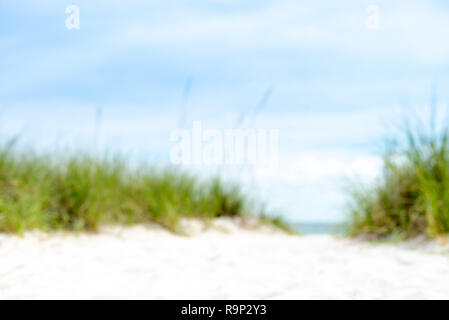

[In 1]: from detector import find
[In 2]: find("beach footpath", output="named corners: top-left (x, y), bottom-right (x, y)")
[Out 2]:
top-left (1, 218), bottom-right (449, 299)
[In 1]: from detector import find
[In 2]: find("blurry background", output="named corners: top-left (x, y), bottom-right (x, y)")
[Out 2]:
top-left (1, 0), bottom-right (449, 225)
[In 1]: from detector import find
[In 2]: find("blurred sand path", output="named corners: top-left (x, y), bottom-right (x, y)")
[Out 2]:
top-left (1, 219), bottom-right (449, 299)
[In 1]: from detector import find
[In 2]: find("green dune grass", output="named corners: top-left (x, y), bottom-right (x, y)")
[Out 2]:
top-left (0, 141), bottom-right (290, 234)
top-left (347, 118), bottom-right (449, 239)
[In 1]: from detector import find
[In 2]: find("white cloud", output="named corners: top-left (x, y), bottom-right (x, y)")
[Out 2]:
top-left (92, 0), bottom-right (448, 66)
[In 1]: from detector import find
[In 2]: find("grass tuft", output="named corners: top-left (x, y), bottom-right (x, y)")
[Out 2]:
top-left (346, 116), bottom-right (449, 239)
top-left (0, 145), bottom-right (288, 234)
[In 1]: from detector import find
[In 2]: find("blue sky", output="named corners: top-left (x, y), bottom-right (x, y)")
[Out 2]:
top-left (1, 0), bottom-right (449, 222)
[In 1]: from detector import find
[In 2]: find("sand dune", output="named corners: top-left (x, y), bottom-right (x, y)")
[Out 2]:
top-left (1, 219), bottom-right (449, 299)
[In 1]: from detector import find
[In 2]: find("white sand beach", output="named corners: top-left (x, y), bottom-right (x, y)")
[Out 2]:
top-left (1, 218), bottom-right (449, 300)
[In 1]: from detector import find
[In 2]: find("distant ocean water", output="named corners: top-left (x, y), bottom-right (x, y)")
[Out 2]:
top-left (293, 222), bottom-right (344, 235)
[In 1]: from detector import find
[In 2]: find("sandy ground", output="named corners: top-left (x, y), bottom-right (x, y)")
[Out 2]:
top-left (1, 218), bottom-right (449, 299)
